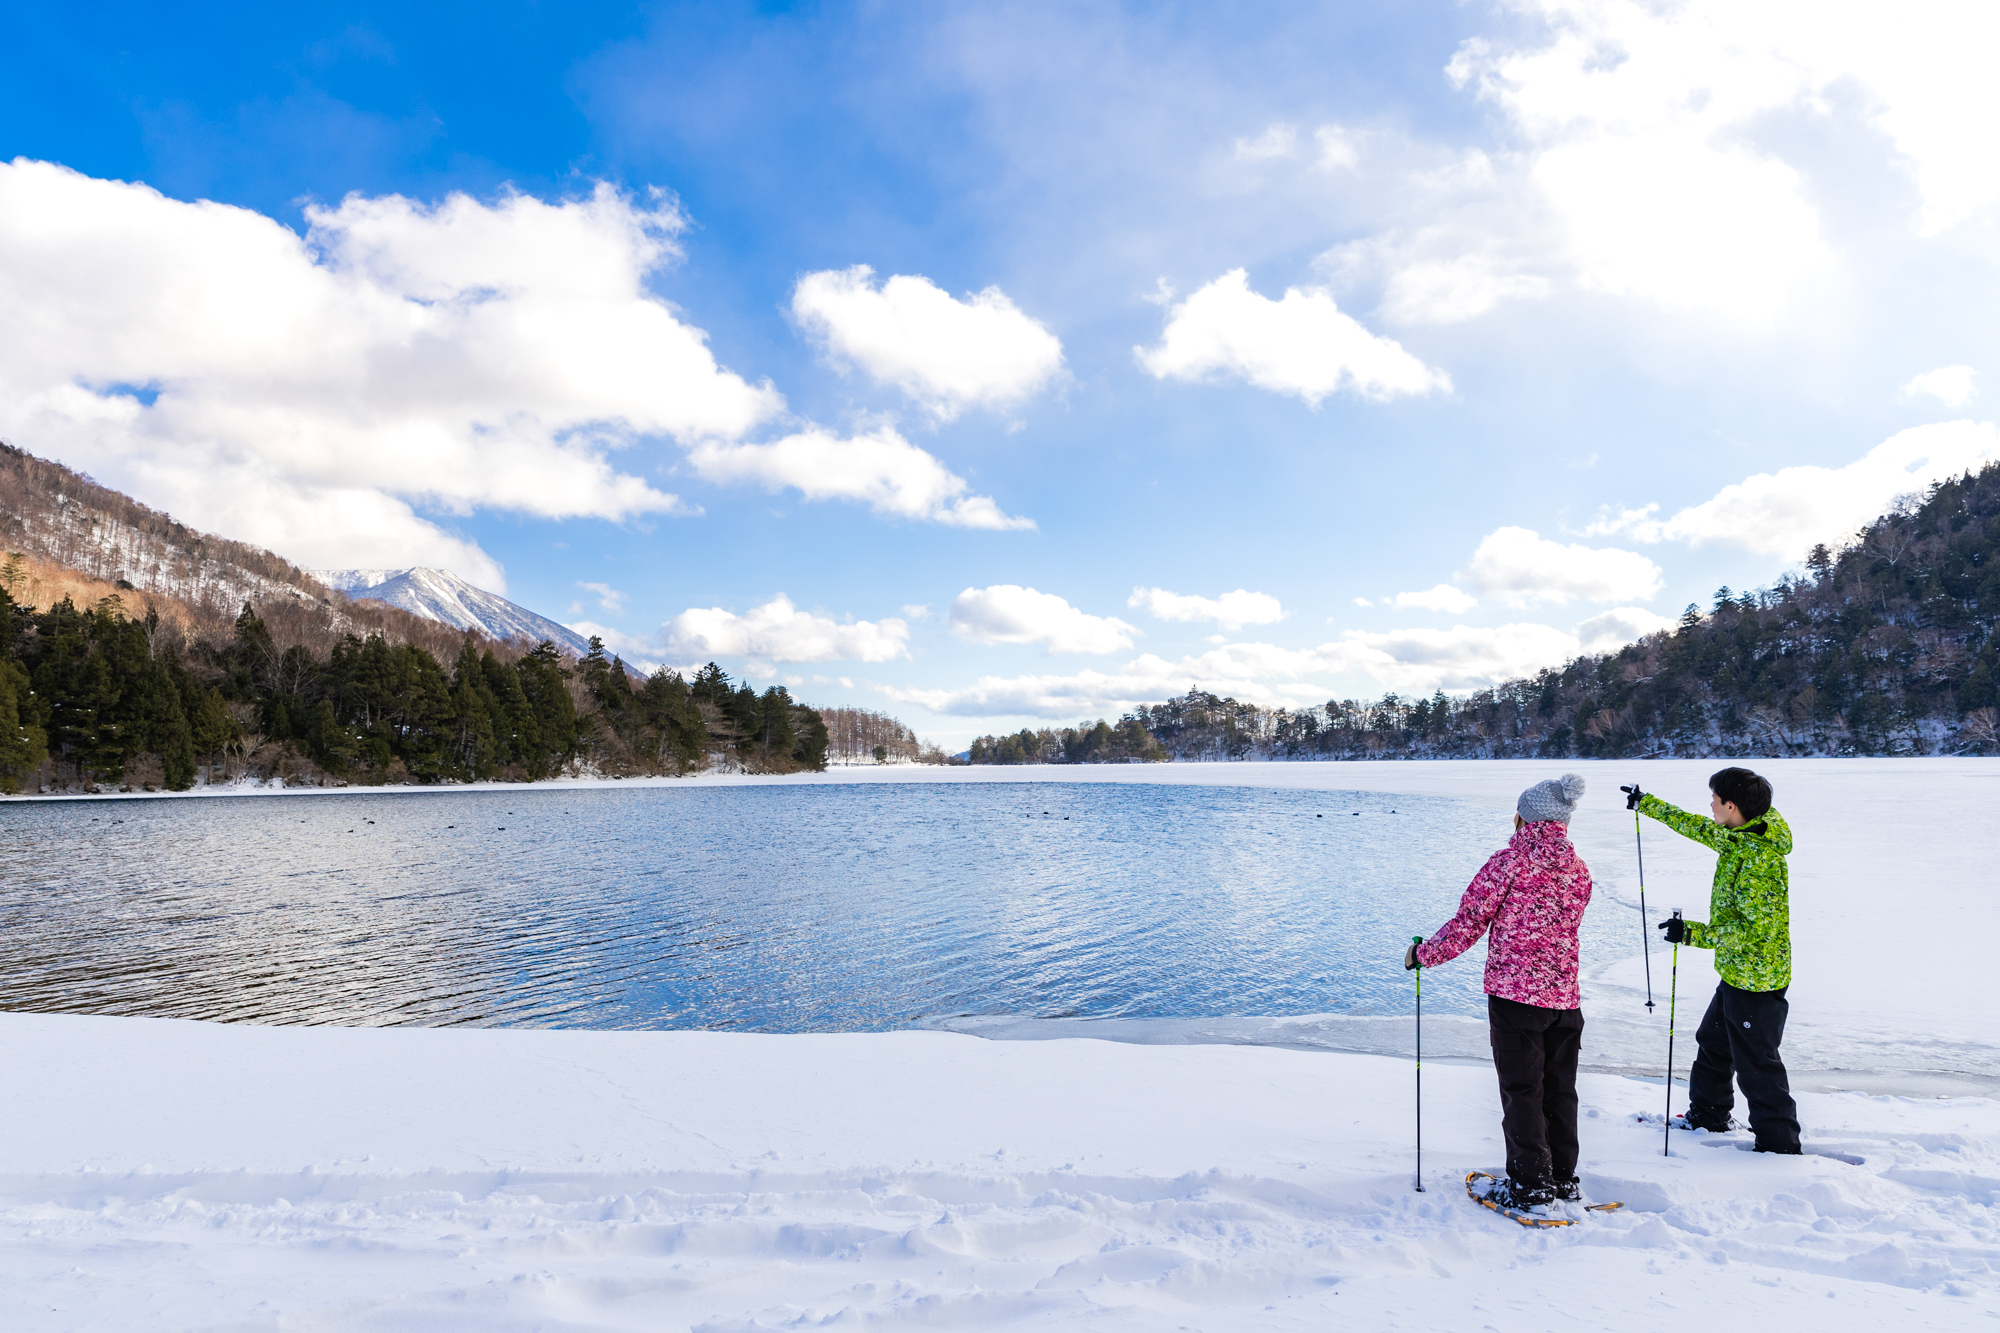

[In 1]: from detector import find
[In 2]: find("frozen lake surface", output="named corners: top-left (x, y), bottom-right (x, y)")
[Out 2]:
top-left (0, 781), bottom-right (1624, 1029)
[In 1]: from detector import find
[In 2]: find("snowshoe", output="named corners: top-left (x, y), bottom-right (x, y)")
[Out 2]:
top-left (1466, 1171), bottom-right (1572, 1227)
top-left (1671, 1111), bottom-right (1741, 1133)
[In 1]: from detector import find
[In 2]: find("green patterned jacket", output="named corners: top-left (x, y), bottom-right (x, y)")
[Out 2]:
top-left (1638, 793), bottom-right (1793, 991)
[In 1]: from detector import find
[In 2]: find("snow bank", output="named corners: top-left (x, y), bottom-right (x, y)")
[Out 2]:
top-left (3, 1014), bottom-right (1993, 1329)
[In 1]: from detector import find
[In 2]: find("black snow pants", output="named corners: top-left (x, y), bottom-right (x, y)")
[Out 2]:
top-left (1487, 995), bottom-right (1584, 1190)
top-left (1686, 981), bottom-right (1801, 1153)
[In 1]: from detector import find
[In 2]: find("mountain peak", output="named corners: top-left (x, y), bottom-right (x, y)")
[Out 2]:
top-left (316, 567), bottom-right (593, 658)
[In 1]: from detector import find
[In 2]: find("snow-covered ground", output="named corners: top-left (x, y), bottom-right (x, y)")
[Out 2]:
top-left (6, 759), bottom-right (1997, 1329)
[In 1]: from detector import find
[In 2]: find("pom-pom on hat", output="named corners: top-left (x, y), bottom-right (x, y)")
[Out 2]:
top-left (1518, 773), bottom-right (1587, 825)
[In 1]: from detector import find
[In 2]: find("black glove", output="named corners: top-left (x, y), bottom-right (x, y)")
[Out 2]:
top-left (1621, 784), bottom-right (1644, 810)
top-left (1404, 938), bottom-right (1423, 970)
top-left (1657, 916), bottom-right (1686, 945)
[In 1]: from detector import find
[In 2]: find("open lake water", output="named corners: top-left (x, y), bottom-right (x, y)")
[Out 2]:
top-left (0, 782), bottom-right (1636, 1029)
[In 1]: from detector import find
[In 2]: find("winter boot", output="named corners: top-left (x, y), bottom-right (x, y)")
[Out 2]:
top-left (1553, 1177), bottom-right (1583, 1204)
top-left (1672, 1109), bottom-right (1737, 1134)
top-left (1484, 1176), bottom-right (1555, 1211)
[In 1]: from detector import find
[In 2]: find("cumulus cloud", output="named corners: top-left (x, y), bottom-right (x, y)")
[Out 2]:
top-left (1380, 252), bottom-right (1552, 326)
top-left (885, 648), bottom-right (1316, 719)
top-left (1457, 526), bottom-right (1664, 607)
top-left (1448, 4), bottom-right (1832, 321)
top-left (791, 266), bottom-right (1064, 420)
top-left (1323, 622), bottom-right (1583, 694)
top-left (0, 161), bottom-right (789, 588)
top-left (578, 582), bottom-right (625, 614)
top-left (1314, 125), bottom-right (1361, 171)
top-left (688, 424), bottom-right (1033, 530)
top-left (949, 586), bottom-right (1137, 655)
top-left (887, 604), bottom-right (1661, 718)
top-left (1134, 269), bottom-right (1450, 404)
top-left (1433, 0), bottom-right (2000, 321)
top-left (1316, 0), bottom-right (2000, 332)
top-left (565, 621), bottom-right (660, 668)
top-left (1126, 586), bottom-right (1284, 630)
top-left (664, 594), bottom-right (910, 664)
top-left (1904, 365), bottom-right (1979, 408)
top-left (1390, 584), bottom-right (1479, 613)
top-left (1234, 123), bottom-right (1299, 161)
top-left (1575, 607), bottom-right (1677, 654)
top-left (1589, 421), bottom-right (2000, 558)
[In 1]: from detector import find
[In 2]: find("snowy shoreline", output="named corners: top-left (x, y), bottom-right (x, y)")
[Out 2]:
top-left (5, 1013), bottom-right (1995, 1329)
top-left (8, 757), bottom-right (1997, 1327)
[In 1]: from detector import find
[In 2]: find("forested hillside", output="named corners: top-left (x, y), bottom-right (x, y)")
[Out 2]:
top-left (0, 589), bottom-right (829, 793)
top-left (970, 464), bottom-right (2000, 763)
top-left (0, 443), bottom-right (837, 793)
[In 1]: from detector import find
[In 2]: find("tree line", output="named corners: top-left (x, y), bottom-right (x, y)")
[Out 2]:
top-left (820, 706), bottom-right (953, 764)
top-left (970, 463), bottom-right (2000, 763)
top-left (0, 589), bottom-right (828, 794)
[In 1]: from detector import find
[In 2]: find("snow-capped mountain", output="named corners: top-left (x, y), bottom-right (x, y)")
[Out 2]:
top-left (315, 567), bottom-right (595, 658)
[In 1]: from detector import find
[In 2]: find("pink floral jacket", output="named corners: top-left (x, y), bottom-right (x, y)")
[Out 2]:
top-left (1415, 820), bottom-right (1593, 1010)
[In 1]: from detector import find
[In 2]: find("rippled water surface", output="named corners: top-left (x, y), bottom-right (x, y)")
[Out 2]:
top-left (0, 782), bottom-right (1630, 1029)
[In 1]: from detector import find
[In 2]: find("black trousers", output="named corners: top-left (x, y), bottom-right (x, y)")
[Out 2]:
top-left (1687, 981), bottom-right (1801, 1153)
top-left (1488, 995), bottom-right (1584, 1188)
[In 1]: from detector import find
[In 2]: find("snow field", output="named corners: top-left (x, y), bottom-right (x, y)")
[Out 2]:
top-left (3, 1015), bottom-right (1996, 1330)
top-left (8, 757), bottom-right (1999, 1328)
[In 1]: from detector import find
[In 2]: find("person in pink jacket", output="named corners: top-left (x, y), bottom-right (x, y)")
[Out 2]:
top-left (1404, 773), bottom-right (1593, 1212)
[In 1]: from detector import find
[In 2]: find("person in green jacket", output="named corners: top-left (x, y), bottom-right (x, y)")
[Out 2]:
top-left (1624, 767), bottom-right (1802, 1154)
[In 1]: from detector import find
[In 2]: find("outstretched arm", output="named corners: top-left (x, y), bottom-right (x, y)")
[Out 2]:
top-left (1638, 792), bottom-right (1731, 853)
top-left (1415, 848), bottom-right (1513, 968)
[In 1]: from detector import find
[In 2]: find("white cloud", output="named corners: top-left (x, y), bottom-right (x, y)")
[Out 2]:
top-left (578, 582), bottom-right (625, 614)
top-left (1592, 421), bottom-right (2000, 558)
top-left (1390, 583), bottom-right (1479, 613)
top-left (1351, 597), bottom-right (1374, 608)
top-left (1380, 253), bottom-right (1551, 326)
top-left (1134, 269), bottom-right (1450, 404)
top-left (565, 621), bottom-right (661, 669)
top-left (664, 594), bottom-right (910, 664)
top-left (1575, 607), bottom-right (1677, 654)
top-left (949, 586), bottom-right (1137, 655)
top-left (1435, 1), bottom-right (2000, 322)
top-left (0, 162), bottom-right (788, 588)
top-left (885, 649), bottom-right (1311, 719)
top-left (1235, 123), bottom-right (1299, 161)
top-left (1127, 586), bottom-right (1285, 630)
top-left (790, 266), bottom-right (1064, 420)
top-left (1323, 622), bottom-right (1583, 694)
top-left (687, 424), bottom-right (1033, 530)
top-left (887, 611), bottom-right (1631, 718)
top-left (1314, 125), bottom-right (1360, 171)
top-left (1458, 526), bottom-right (1664, 606)
top-left (1904, 365), bottom-right (1979, 408)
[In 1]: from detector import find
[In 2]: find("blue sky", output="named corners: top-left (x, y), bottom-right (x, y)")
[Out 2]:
top-left (3, 2), bottom-right (1997, 744)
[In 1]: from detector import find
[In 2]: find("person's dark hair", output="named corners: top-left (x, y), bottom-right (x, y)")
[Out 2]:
top-left (1709, 767), bottom-right (1772, 819)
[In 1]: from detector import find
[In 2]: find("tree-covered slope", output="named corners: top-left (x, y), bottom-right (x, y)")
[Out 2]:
top-left (972, 463), bottom-right (2000, 763)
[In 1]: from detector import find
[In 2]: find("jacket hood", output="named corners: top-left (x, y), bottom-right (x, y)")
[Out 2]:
top-left (1510, 819), bottom-right (1577, 861)
top-left (1739, 807), bottom-right (1793, 855)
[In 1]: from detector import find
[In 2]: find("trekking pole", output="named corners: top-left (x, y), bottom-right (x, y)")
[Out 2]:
top-left (1413, 935), bottom-right (1424, 1193)
top-left (1621, 785), bottom-right (1654, 1011)
top-left (1662, 910), bottom-right (1682, 1157)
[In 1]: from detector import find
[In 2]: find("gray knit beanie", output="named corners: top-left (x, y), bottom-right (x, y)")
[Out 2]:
top-left (1518, 773), bottom-right (1587, 824)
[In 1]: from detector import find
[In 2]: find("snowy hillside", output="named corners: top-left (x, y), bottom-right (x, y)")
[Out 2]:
top-left (317, 566), bottom-right (593, 657)
top-left (0, 442), bottom-right (327, 614)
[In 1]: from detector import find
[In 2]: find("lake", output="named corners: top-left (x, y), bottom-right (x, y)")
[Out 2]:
top-left (0, 781), bottom-right (1633, 1029)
